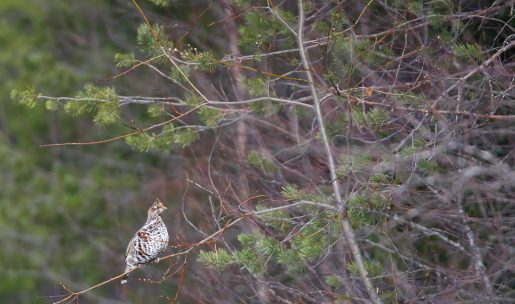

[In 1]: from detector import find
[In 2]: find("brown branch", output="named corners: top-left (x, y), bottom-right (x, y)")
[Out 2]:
top-left (52, 271), bottom-right (131, 304)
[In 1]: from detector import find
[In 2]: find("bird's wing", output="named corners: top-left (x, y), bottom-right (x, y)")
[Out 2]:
top-left (125, 234), bottom-right (138, 261)
top-left (125, 227), bottom-right (153, 260)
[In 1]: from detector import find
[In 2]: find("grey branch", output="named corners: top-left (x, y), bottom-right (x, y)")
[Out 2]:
top-left (296, 1), bottom-right (383, 303)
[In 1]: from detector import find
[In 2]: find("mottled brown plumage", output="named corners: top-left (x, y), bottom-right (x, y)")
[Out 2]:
top-left (121, 199), bottom-right (169, 284)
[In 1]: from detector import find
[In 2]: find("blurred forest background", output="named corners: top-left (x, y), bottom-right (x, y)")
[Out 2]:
top-left (1, 0), bottom-right (514, 303)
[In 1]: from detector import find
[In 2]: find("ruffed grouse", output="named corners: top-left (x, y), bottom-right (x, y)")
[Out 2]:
top-left (121, 199), bottom-right (169, 284)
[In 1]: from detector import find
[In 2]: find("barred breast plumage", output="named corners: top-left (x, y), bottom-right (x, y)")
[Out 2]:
top-left (121, 199), bottom-right (169, 284)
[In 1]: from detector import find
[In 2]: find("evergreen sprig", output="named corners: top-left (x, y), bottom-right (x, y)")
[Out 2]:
top-left (292, 221), bottom-right (329, 261)
top-left (172, 128), bottom-right (199, 148)
top-left (45, 100), bottom-right (59, 111)
top-left (233, 248), bottom-right (264, 274)
top-left (276, 246), bottom-right (305, 273)
top-left (281, 184), bottom-right (306, 201)
top-left (185, 50), bottom-right (216, 72)
top-left (125, 133), bottom-right (155, 152)
top-left (326, 275), bottom-right (343, 289)
top-left (452, 43), bottom-right (483, 60)
top-left (11, 86), bottom-right (38, 108)
top-left (57, 84), bottom-right (121, 127)
top-left (347, 260), bottom-right (382, 278)
top-left (237, 233), bottom-right (259, 248)
top-left (255, 236), bottom-right (280, 256)
top-left (198, 249), bottom-right (232, 271)
top-left (325, 112), bottom-right (349, 144)
top-left (247, 150), bottom-right (278, 174)
top-left (169, 64), bottom-right (191, 82)
top-left (148, 0), bottom-right (170, 7)
top-left (244, 77), bottom-right (268, 97)
top-left (238, 10), bottom-right (295, 53)
top-left (137, 23), bottom-right (173, 60)
top-left (147, 103), bottom-right (164, 118)
top-left (352, 107), bottom-right (390, 131)
top-left (255, 205), bottom-right (292, 232)
top-left (199, 106), bottom-right (222, 127)
top-left (125, 125), bottom-right (199, 152)
top-left (114, 52), bottom-right (136, 68)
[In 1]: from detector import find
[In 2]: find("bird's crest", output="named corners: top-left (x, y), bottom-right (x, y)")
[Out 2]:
top-left (149, 198), bottom-right (167, 215)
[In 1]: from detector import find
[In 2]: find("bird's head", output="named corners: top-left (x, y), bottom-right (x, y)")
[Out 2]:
top-left (148, 198), bottom-right (167, 216)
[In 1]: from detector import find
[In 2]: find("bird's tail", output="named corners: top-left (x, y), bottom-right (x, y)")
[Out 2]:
top-left (121, 265), bottom-right (134, 285)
